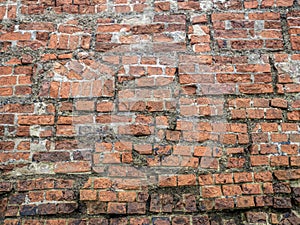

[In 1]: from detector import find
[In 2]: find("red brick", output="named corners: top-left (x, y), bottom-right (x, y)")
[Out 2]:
top-left (281, 123), bottom-right (298, 131)
top-left (266, 109), bottom-right (282, 119)
top-left (107, 202), bottom-right (126, 214)
top-left (254, 171), bottom-right (272, 182)
top-left (18, 115), bottom-right (54, 125)
top-left (96, 101), bottom-right (114, 112)
top-left (260, 144), bottom-right (277, 154)
top-left (250, 156), bottom-right (269, 166)
top-left (242, 183), bottom-right (261, 194)
top-left (177, 174), bottom-right (196, 186)
top-left (234, 172), bottom-right (253, 183)
top-left (222, 185), bottom-right (242, 196)
top-left (198, 174), bottom-right (214, 186)
top-left (35, 178), bottom-right (55, 190)
top-left (0, 182), bottom-right (12, 192)
top-left (194, 146), bottom-right (211, 157)
top-left (270, 156), bottom-right (289, 166)
top-left (200, 157), bottom-right (219, 169)
top-left (236, 196), bottom-right (255, 208)
top-left (102, 153), bottom-right (121, 164)
top-left (119, 125), bottom-right (151, 136)
top-left (202, 186), bottom-right (222, 198)
top-left (260, 123), bottom-right (278, 132)
top-left (159, 176), bottom-right (177, 187)
top-left (263, 182), bottom-right (274, 194)
top-left (172, 216), bottom-right (190, 224)
top-left (271, 134), bottom-right (288, 142)
top-left (288, 111), bottom-right (300, 120)
top-left (253, 98), bottom-right (270, 107)
top-left (54, 161), bottom-right (91, 173)
top-left (238, 134), bottom-right (249, 144)
top-left (227, 157), bottom-right (245, 168)
top-left (271, 98), bottom-right (288, 108)
top-left (0, 114), bottom-right (14, 124)
top-left (118, 192), bottom-right (136, 202)
top-left (45, 219), bottom-right (67, 225)
top-left (291, 156), bottom-right (300, 166)
top-left (215, 174), bottom-right (233, 184)
top-left (239, 84), bottom-right (273, 94)
top-left (0, 152), bottom-right (30, 163)
top-left (127, 202), bottom-right (146, 214)
top-left (80, 190), bottom-right (97, 201)
top-left (75, 100), bottom-right (94, 111)
top-left (215, 198), bottom-right (234, 210)
top-left (94, 178), bottom-right (112, 189)
top-left (212, 13), bottom-right (245, 21)
top-left (0, 104), bottom-right (34, 113)
top-left (246, 212), bottom-right (267, 223)
top-left (99, 191), bottom-right (117, 202)
top-left (45, 190), bottom-right (74, 201)
top-left (0, 32), bottom-right (31, 41)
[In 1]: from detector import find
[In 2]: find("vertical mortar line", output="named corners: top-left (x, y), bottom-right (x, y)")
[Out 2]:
top-left (145, 191), bottom-right (151, 218)
top-left (32, 56), bottom-right (47, 101)
top-left (241, 0), bottom-right (245, 10)
top-left (113, 59), bottom-right (120, 114)
top-left (280, 13), bottom-right (292, 53)
top-left (185, 12), bottom-right (192, 52)
top-left (269, 54), bottom-right (289, 124)
top-left (173, 65), bottom-right (180, 130)
top-left (87, 14), bottom-right (97, 53)
top-left (15, 0), bottom-right (22, 21)
top-left (147, 0), bottom-right (154, 12)
top-left (206, 13), bottom-right (215, 53)
top-left (52, 97), bottom-right (61, 159)
top-left (243, 118), bottom-right (253, 171)
top-left (269, 55), bottom-right (279, 100)
top-left (90, 93), bottom-right (98, 173)
top-left (245, 119), bottom-right (254, 172)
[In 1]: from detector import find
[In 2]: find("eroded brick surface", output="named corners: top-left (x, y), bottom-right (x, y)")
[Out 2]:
top-left (1, 0), bottom-right (300, 224)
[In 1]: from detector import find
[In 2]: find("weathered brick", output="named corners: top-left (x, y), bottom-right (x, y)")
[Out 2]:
top-left (172, 216), bottom-right (190, 225)
top-left (246, 212), bottom-right (267, 223)
top-left (242, 183), bottom-right (261, 194)
top-left (20, 205), bottom-right (37, 216)
top-left (107, 202), bottom-right (126, 214)
top-left (236, 196), bottom-right (255, 208)
top-left (202, 186), bottom-right (222, 198)
top-left (215, 198), bottom-right (234, 210)
top-left (80, 190), bottom-right (97, 201)
top-left (127, 202), bottom-right (146, 214)
top-left (54, 161), bottom-right (91, 173)
top-left (37, 203), bottom-right (56, 215)
top-left (18, 115), bottom-right (55, 125)
top-left (0, 182), bottom-right (12, 193)
top-left (223, 185), bottom-right (242, 196)
top-left (32, 152), bottom-right (70, 162)
top-left (273, 197), bottom-right (292, 208)
top-left (234, 172), bottom-right (253, 183)
top-left (177, 174), bottom-right (196, 186)
top-left (1, 1), bottom-right (299, 223)
top-left (159, 175), bottom-right (177, 187)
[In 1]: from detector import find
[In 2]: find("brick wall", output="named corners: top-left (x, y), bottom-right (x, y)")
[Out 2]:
top-left (1, 0), bottom-right (300, 224)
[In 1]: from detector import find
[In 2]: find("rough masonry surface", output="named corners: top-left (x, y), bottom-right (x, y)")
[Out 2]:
top-left (1, 0), bottom-right (300, 224)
